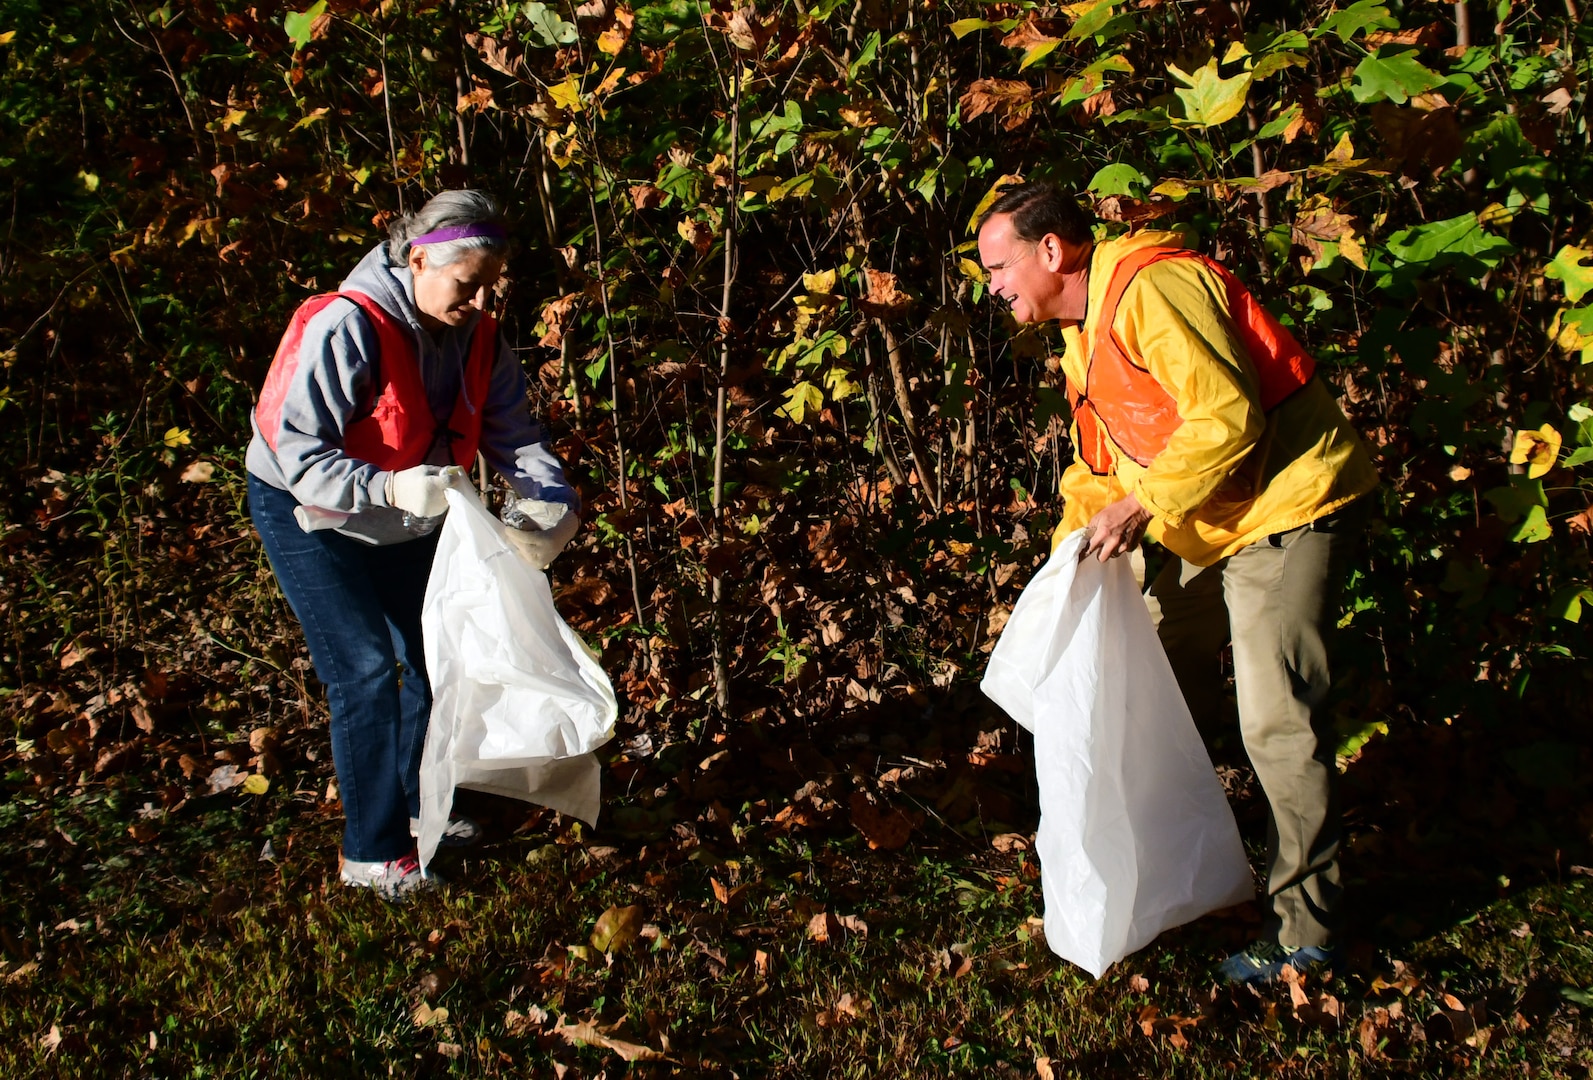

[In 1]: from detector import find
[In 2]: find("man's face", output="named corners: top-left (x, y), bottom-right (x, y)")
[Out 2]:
top-left (977, 212), bottom-right (1091, 325)
top-left (409, 246), bottom-right (504, 330)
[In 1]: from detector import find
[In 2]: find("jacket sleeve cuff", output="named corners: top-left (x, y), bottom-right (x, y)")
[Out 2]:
top-left (1131, 478), bottom-right (1185, 530)
top-left (370, 471), bottom-right (394, 509)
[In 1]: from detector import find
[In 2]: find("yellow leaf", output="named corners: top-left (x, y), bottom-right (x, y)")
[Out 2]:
top-left (958, 257), bottom-right (986, 283)
top-left (220, 108), bottom-right (248, 130)
top-left (164, 427), bottom-right (192, 448)
top-left (242, 774), bottom-right (270, 795)
top-left (1510, 425), bottom-right (1562, 479)
top-left (548, 76), bottom-right (584, 113)
top-left (966, 172), bottom-right (1026, 235)
top-left (1167, 58), bottom-right (1252, 127)
top-left (1222, 40), bottom-right (1249, 64)
top-left (1152, 178), bottom-right (1193, 200)
top-left (1550, 308), bottom-right (1593, 363)
top-left (0, 31), bottom-right (15, 45)
top-left (1338, 233), bottom-right (1368, 270)
top-left (802, 268), bottom-right (837, 294)
top-left (777, 381), bottom-right (825, 424)
top-left (291, 106), bottom-right (330, 130)
top-left (596, 5), bottom-right (634, 54)
top-left (1478, 202), bottom-right (1515, 227)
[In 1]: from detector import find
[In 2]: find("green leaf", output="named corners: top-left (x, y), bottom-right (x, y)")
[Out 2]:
top-left (948, 18), bottom-right (991, 38)
top-left (524, 1), bottom-right (578, 46)
top-left (283, 1), bottom-right (327, 51)
top-left (1252, 51), bottom-right (1308, 80)
top-left (1546, 246), bottom-right (1593, 303)
top-left (1313, 0), bottom-right (1396, 41)
top-left (1067, 0), bottom-right (1119, 41)
top-left (777, 381), bottom-right (825, 424)
top-left (1087, 163), bottom-right (1147, 197)
top-left (1350, 48), bottom-right (1443, 104)
top-left (1256, 104), bottom-right (1301, 139)
top-left (849, 31), bottom-right (880, 80)
top-left (1549, 585), bottom-right (1593, 622)
top-left (1018, 39), bottom-right (1062, 71)
top-left (1510, 504), bottom-right (1552, 543)
top-left (1563, 446), bottom-right (1593, 467)
top-left (1167, 59), bottom-right (1252, 127)
top-left (1385, 213), bottom-right (1513, 268)
top-left (1482, 476), bottom-right (1547, 523)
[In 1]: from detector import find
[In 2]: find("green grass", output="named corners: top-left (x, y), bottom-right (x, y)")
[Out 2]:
top-left (4, 703), bottom-right (1593, 1078)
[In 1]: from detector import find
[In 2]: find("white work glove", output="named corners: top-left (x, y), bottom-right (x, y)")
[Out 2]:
top-left (503, 499), bottom-right (580, 570)
top-left (385, 464), bottom-right (466, 518)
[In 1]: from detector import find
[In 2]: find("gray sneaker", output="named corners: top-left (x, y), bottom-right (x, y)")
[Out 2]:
top-left (409, 815), bottom-right (483, 848)
top-left (339, 850), bottom-right (434, 900)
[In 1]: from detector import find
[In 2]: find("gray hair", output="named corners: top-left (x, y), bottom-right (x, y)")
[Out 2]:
top-left (388, 189), bottom-right (508, 267)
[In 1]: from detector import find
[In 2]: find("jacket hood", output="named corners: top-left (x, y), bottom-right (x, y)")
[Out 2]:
top-left (340, 243), bottom-right (426, 332)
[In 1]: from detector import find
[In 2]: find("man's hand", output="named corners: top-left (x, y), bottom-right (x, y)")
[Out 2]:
top-left (1081, 493), bottom-right (1153, 563)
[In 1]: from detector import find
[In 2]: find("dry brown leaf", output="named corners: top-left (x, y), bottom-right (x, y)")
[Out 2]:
top-left (590, 903), bottom-right (646, 954)
top-left (464, 32), bottom-right (522, 76)
top-left (806, 911), bottom-right (841, 943)
top-left (959, 78), bottom-right (1036, 129)
top-left (629, 184), bottom-right (665, 211)
top-left (859, 267), bottom-right (911, 320)
top-left (1035, 1055), bottom-right (1056, 1080)
top-left (538, 293), bottom-right (582, 350)
top-left (711, 877), bottom-right (749, 908)
top-left (554, 1019), bottom-right (665, 1062)
top-left (1129, 974), bottom-right (1151, 993)
top-left (848, 790), bottom-right (923, 850)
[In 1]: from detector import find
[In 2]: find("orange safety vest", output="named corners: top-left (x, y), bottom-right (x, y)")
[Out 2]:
top-left (1069, 248), bottom-right (1316, 475)
top-left (255, 291), bottom-right (496, 471)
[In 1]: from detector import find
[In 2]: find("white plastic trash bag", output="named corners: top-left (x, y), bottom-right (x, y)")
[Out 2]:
top-left (982, 530), bottom-right (1253, 978)
top-left (417, 485), bottom-right (617, 870)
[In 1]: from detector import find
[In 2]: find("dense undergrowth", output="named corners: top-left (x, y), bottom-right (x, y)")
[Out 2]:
top-left (2, 0), bottom-right (1593, 1074)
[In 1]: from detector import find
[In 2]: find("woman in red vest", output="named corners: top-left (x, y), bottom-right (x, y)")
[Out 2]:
top-left (246, 190), bottom-right (580, 899)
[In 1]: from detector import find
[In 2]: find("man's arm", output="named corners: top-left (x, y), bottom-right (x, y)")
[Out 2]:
top-left (1079, 260), bottom-right (1263, 562)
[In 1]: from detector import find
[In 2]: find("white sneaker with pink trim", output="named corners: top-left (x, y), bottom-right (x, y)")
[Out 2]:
top-left (339, 850), bottom-right (434, 901)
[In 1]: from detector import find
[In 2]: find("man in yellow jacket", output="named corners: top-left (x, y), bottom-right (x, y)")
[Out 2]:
top-left (978, 181), bottom-right (1378, 984)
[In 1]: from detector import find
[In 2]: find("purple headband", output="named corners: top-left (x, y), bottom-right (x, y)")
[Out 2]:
top-left (409, 221), bottom-right (507, 246)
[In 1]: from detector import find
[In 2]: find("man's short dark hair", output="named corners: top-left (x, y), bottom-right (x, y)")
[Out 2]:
top-left (980, 181), bottom-right (1094, 246)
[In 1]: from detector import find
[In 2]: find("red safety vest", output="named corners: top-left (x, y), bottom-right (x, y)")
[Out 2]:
top-left (255, 291), bottom-right (496, 471)
top-left (1069, 248), bottom-right (1316, 475)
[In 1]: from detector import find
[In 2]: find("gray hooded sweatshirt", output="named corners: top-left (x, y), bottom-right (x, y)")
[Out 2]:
top-left (246, 243), bottom-right (578, 546)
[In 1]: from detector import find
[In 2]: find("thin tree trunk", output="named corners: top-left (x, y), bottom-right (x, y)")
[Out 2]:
top-left (584, 187), bottom-right (646, 629)
top-left (878, 322), bottom-right (941, 511)
top-left (710, 69), bottom-right (741, 713)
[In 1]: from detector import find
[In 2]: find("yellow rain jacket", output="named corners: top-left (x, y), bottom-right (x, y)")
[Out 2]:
top-left (1055, 230), bottom-right (1379, 565)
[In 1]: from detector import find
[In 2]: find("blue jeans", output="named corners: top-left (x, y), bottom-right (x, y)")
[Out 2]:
top-left (249, 474), bottom-right (438, 862)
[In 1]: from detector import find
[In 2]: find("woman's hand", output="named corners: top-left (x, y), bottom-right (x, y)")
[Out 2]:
top-left (386, 465), bottom-right (466, 518)
top-left (504, 500), bottom-right (580, 570)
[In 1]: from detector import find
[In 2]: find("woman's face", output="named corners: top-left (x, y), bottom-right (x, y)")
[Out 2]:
top-left (408, 245), bottom-right (503, 330)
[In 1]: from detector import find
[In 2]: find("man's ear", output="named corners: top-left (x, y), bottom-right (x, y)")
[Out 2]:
top-left (1037, 232), bottom-right (1067, 273)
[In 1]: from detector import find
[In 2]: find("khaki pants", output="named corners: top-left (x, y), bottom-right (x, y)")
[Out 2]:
top-left (1142, 501), bottom-right (1367, 948)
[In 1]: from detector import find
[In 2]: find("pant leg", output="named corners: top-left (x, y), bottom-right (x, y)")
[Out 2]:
top-left (1220, 503), bottom-right (1366, 948)
top-left (366, 533), bottom-right (440, 820)
top-left (249, 474), bottom-right (415, 863)
top-left (1146, 555), bottom-right (1232, 732)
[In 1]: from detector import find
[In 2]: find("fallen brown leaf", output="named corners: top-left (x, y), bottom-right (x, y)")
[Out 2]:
top-left (590, 904), bottom-right (646, 954)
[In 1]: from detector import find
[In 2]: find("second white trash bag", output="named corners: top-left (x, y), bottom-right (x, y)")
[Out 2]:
top-left (981, 530), bottom-right (1253, 978)
top-left (417, 485), bottom-right (617, 871)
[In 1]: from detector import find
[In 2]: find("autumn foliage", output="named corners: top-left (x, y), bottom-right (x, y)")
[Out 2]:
top-left (1, 0), bottom-right (1590, 781)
